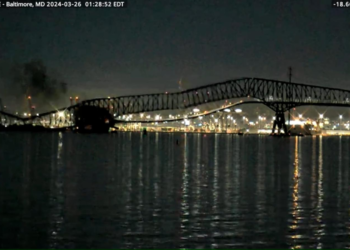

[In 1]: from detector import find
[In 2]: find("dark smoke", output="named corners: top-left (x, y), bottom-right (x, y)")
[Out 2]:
top-left (3, 59), bottom-right (69, 112)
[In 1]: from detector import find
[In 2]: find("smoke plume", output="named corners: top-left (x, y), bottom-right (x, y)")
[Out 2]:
top-left (0, 59), bottom-right (68, 112)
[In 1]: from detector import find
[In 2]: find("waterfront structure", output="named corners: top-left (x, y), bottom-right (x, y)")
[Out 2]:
top-left (2, 77), bottom-right (350, 134)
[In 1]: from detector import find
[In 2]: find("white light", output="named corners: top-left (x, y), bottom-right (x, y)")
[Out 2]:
top-left (193, 108), bottom-right (200, 112)
top-left (299, 114), bottom-right (302, 118)
top-left (235, 109), bottom-right (242, 113)
top-left (320, 114), bottom-right (324, 118)
top-left (140, 113), bottom-right (144, 118)
top-left (199, 116), bottom-right (203, 120)
top-left (155, 115), bottom-right (160, 120)
top-left (340, 115), bottom-right (343, 119)
top-left (224, 109), bottom-right (230, 112)
top-left (58, 112), bottom-right (64, 118)
top-left (24, 113), bottom-right (27, 116)
top-left (273, 116), bottom-right (276, 120)
top-left (184, 120), bottom-right (190, 126)
top-left (214, 119), bottom-right (218, 123)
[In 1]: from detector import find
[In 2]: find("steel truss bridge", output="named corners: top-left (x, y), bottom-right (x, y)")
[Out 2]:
top-left (2, 77), bottom-right (350, 134)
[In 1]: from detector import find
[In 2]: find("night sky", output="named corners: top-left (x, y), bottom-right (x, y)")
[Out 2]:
top-left (0, 0), bottom-right (349, 107)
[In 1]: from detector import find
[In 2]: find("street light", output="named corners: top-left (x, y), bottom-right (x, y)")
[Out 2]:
top-left (299, 114), bottom-right (302, 118)
top-left (340, 115), bottom-right (343, 130)
top-left (319, 114), bottom-right (323, 119)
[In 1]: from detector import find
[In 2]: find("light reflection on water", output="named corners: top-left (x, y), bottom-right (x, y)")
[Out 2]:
top-left (1, 133), bottom-right (350, 248)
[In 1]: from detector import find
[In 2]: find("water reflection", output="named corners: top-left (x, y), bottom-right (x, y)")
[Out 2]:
top-left (2, 133), bottom-right (350, 248)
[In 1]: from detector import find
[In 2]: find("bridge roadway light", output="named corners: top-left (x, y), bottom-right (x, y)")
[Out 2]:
top-left (224, 109), bottom-right (230, 112)
top-left (319, 114), bottom-right (324, 119)
top-left (340, 115), bottom-right (343, 119)
top-left (235, 109), bottom-right (242, 113)
top-left (193, 108), bottom-right (200, 113)
top-left (214, 119), bottom-right (218, 123)
top-left (299, 114), bottom-right (302, 118)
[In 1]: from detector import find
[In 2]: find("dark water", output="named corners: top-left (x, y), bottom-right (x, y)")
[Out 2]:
top-left (1, 132), bottom-right (350, 249)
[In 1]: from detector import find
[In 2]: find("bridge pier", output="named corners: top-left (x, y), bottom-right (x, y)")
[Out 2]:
top-left (272, 111), bottom-right (289, 135)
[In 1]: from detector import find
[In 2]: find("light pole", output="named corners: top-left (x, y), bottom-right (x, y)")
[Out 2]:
top-left (340, 115), bottom-right (343, 130)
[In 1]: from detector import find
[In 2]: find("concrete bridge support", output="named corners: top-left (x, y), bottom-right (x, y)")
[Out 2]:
top-left (272, 111), bottom-right (288, 135)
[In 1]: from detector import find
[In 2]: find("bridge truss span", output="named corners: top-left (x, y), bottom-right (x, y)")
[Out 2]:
top-left (81, 77), bottom-right (350, 116)
top-left (8, 77), bottom-right (350, 135)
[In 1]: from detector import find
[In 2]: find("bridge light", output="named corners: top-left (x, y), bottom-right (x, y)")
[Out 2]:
top-left (319, 114), bottom-right (324, 119)
top-left (108, 96), bottom-right (110, 99)
top-left (224, 109), bottom-right (230, 112)
top-left (193, 108), bottom-right (200, 112)
top-left (299, 114), bottom-right (302, 118)
top-left (235, 109), bottom-right (242, 113)
top-left (24, 113), bottom-right (27, 116)
top-left (214, 119), bottom-right (218, 123)
top-left (272, 116), bottom-right (276, 120)
top-left (27, 96), bottom-right (31, 100)
top-left (36, 113), bottom-right (39, 116)
top-left (199, 116), bottom-right (203, 120)
top-left (58, 112), bottom-right (64, 118)
top-left (340, 115), bottom-right (343, 119)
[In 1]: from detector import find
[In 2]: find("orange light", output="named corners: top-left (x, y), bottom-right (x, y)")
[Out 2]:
top-left (70, 97), bottom-right (72, 100)
top-left (27, 96), bottom-right (31, 100)
top-left (75, 96), bottom-right (79, 100)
